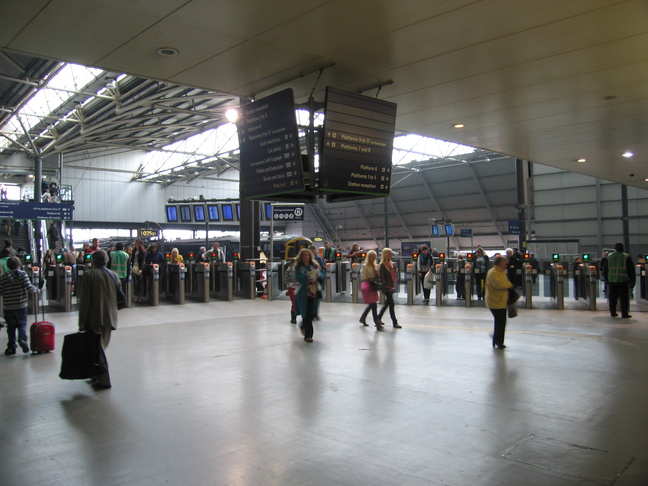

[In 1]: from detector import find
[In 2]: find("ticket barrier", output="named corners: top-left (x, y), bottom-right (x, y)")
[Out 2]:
top-left (336, 261), bottom-right (348, 294)
top-left (142, 264), bottom-right (160, 306)
top-left (123, 273), bottom-right (132, 308)
top-left (551, 264), bottom-right (566, 310)
top-left (46, 264), bottom-right (73, 312)
top-left (236, 262), bottom-right (256, 299)
top-left (214, 262), bottom-right (234, 301)
top-left (406, 264), bottom-right (415, 305)
top-left (637, 264), bottom-right (646, 302)
top-left (165, 263), bottom-right (186, 304)
top-left (434, 263), bottom-right (445, 306)
top-left (524, 265), bottom-right (533, 309)
top-left (325, 263), bottom-right (333, 302)
top-left (464, 264), bottom-right (472, 308)
top-left (351, 263), bottom-right (360, 304)
top-left (586, 265), bottom-right (598, 311)
top-left (185, 261), bottom-right (210, 302)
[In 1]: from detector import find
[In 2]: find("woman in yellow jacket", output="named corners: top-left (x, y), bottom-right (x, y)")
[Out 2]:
top-left (485, 255), bottom-right (513, 349)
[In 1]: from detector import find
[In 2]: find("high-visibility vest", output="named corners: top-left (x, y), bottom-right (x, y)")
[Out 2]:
top-left (607, 251), bottom-right (629, 283)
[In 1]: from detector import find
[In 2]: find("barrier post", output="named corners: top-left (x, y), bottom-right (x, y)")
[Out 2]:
top-left (326, 263), bottom-right (332, 303)
top-left (406, 263), bottom-right (414, 305)
top-left (63, 265), bottom-right (73, 312)
top-left (124, 271), bottom-right (132, 308)
top-left (524, 264), bottom-right (533, 309)
top-left (249, 262), bottom-right (256, 300)
top-left (178, 263), bottom-right (186, 305)
top-left (351, 263), bottom-right (359, 304)
top-left (266, 263), bottom-right (273, 301)
top-left (556, 264), bottom-right (565, 310)
top-left (588, 265), bottom-right (597, 311)
top-left (152, 264), bottom-right (160, 306)
top-left (226, 262), bottom-right (234, 301)
top-left (464, 263), bottom-right (472, 307)
top-left (435, 263), bottom-right (443, 306)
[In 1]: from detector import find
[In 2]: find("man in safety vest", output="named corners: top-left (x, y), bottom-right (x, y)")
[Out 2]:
top-left (602, 242), bottom-right (635, 318)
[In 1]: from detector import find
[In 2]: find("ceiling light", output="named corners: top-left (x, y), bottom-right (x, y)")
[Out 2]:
top-left (622, 151), bottom-right (634, 158)
top-left (157, 47), bottom-right (179, 57)
top-left (453, 123), bottom-right (465, 128)
top-left (577, 158), bottom-right (587, 163)
top-left (225, 108), bottom-right (239, 123)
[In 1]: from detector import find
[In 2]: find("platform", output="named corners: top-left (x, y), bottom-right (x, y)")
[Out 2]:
top-left (1, 299), bottom-right (647, 485)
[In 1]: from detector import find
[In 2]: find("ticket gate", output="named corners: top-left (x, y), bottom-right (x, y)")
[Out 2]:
top-left (550, 264), bottom-right (566, 310)
top-left (636, 264), bottom-right (646, 302)
top-left (165, 263), bottom-right (186, 304)
top-left (435, 263), bottom-right (448, 306)
top-left (141, 264), bottom-right (160, 306)
top-left (213, 262), bottom-right (233, 301)
top-left (406, 263), bottom-right (415, 305)
top-left (236, 262), bottom-right (256, 299)
top-left (524, 265), bottom-right (533, 309)
top-left (325, 263), bottom-right (333, 302)
top-left (351, 263), bottom-right (361, 303)
top-left (186, 261), bottom-right (211, 302)
top-left (463, 264), bottom-right (472, 307)
top-left (585, 265), bottom-right (598, 311)
top-left (45, 264), bottom-right (73, 312)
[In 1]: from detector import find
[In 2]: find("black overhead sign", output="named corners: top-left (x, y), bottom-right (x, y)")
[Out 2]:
top-left (0, 201), bottom-right (74, 220)
top-left (319, 87), bottom-right (397, 199)
top-left (238, 89), bottom-right (304, 199)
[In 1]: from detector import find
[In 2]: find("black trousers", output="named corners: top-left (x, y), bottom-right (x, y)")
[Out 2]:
top-left (301, 296), bottom-right (315, 339)
top-left (378, 289), bottom-right (397, 324)
top-left (420, 273), bottom-right (430, 299)
top-left (474, 274), bottom-right (486, 299)
top-left (608, 281), bottom-right (630, 316)
top-left (490, 308), bottom-right (507, 347)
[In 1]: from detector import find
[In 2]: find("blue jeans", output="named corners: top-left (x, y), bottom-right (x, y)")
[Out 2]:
top-left (5, 308), bottom-right (28, 349)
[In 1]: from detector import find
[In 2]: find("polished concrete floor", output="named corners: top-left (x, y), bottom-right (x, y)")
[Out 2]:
top-left (1, 296), bottom-right (647, 485)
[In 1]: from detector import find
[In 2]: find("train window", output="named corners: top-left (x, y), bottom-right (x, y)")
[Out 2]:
top-left (221, 204), bottom-right (234, 221)
top-left (207, 205), bottom-right (219, 221)
top-left (166, 205), bottom-right (178, 222)
top-left (193, 205), bottom-right (205, 222)
top-left (179, 205), bottom-right (192, 222)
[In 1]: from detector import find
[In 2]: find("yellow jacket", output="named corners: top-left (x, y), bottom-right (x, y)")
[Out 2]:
top-left (485, 266), bottom-right (513, 309)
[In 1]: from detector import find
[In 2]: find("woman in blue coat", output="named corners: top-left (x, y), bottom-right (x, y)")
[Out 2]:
top-left (294, 248), bottom-right (321, 343)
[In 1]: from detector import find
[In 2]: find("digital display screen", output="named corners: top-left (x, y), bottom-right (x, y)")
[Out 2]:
top-left (179, 205), bottom-right (192, 222)
top-left (265, 203), bottom-right (273, 220)
top-left (166, 205), bottom-right (178, 222)
top-left (207, 205), bottom-right (219, 221)
top-left (432, 224), bottom-right (439, 236)
top-left (193, 205), bottom-right (205, 222)
top-left (222, 204), bottom-right (234, 221)
top-left (445, 224), bottom-right (453, 236)
top-left (236, 204), bottom-right (241, 219)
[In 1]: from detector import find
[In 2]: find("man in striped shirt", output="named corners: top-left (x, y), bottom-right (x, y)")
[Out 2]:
top-left (1, 256), bottom-right (39, 355)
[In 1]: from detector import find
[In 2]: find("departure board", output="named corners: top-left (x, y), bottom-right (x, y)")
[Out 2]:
top-left (319, 87), bottom-right (397, 197)
top-left (238, 89), bottom-right (304, 199)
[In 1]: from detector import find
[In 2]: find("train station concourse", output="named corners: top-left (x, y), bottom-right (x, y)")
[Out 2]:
top-left (1, 297), bottom-right (647, 485)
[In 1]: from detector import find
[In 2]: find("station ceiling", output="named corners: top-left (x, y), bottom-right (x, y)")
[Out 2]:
top-left (1, 0), bottom-right (647, 190)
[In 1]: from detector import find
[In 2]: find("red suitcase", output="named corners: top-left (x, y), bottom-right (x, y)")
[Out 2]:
top-left (30, 321), bottom-right (55, 353)
top-left (30, 293), bottom-right (55, 353)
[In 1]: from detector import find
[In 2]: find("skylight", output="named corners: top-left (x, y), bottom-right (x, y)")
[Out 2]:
top-left (0, 64), bottom-right (103, 151)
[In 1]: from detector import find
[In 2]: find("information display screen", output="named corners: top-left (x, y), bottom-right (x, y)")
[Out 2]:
top-left (221, 204), bottom-right (235, 221)
top-left (237, 89), bottom-right (304, 199)
top-left (207, 205), bottom-right (220, 221)
top-left (445, 224), bottom-right (453, 236)
top-left (166, 205), bottom-right (178, 222)
top-left (193, 205), bottom-right (205, 222)
top-left (179, 205), bottom-right (192, 222)
top-left (319, 87), bottom-right (397, 198)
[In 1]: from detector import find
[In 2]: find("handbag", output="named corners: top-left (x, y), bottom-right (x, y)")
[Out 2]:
top-left (370, 279), bottom-right (383, 291)
top-left (507, 305), bottom-right (518, 318)
top-left (508, 288), bottom-right (520, 305)
top-left (59, 332), bottom-right (108, 380)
